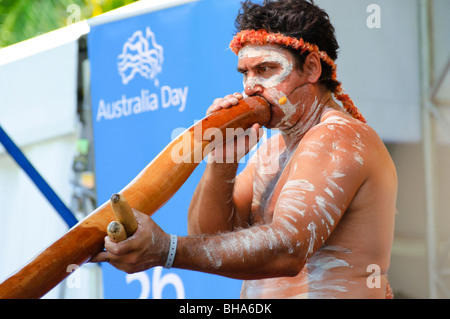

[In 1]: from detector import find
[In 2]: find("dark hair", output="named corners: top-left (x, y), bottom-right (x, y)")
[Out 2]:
top-left (235, 0), bottom-right (340, 92)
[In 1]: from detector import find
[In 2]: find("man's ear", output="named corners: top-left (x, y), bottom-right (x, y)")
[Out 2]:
top-left (304, 52), bottom-right (322, 83)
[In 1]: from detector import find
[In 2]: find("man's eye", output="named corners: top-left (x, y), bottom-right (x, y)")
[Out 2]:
top-left (259, 66), bottom-right (273, 75)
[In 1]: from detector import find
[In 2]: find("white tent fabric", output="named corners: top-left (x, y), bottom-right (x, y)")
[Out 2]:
top-left (0, 27), bottom-right (88, 298)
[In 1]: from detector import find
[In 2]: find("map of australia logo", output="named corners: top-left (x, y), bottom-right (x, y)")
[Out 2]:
top-left (117, 27), bottom-right (163, 85)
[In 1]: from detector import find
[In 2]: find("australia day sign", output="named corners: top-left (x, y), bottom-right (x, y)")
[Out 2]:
top-left (88, 0), bottom-right (246, 299)
top-left (96, 26), bottom-right (188, 122)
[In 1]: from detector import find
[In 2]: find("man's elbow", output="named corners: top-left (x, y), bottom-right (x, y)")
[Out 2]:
top-left (270, 252), bottom-right (306, 278)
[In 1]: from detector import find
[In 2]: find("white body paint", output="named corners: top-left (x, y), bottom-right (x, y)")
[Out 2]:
top-left (240, 245), bottom-right (353, 299)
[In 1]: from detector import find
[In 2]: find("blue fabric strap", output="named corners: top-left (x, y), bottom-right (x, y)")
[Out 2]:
top-left (0, 125), bottom-right (78, 228)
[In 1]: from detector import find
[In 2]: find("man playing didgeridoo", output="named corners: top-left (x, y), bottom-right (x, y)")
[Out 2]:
top-left (92, 0), bottom-right (397, 299)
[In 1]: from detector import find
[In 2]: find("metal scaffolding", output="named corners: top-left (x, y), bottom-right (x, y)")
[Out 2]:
top-left (420, 0), bottom-right (450, 298)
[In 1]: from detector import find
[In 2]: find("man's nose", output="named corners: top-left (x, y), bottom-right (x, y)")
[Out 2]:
top-left (244, 82), bottom-right (263, 96)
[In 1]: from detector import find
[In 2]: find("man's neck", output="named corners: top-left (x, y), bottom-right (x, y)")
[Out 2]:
top-left (281, 88), bottom-right (339, 152)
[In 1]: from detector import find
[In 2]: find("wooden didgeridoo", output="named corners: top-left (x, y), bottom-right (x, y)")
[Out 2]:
top-left (0, 96), bottom-right (270, 299)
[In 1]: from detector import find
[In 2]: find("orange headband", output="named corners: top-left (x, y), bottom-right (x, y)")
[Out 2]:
top-left (230, 29), bottom-right (366, 123)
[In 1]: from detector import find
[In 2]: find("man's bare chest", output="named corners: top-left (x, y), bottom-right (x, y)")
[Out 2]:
top-left (250, 150), bottom-right (293, 225)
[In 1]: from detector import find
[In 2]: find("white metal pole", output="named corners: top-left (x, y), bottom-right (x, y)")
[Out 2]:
top-left (419, 0), bottom-right (438, 299)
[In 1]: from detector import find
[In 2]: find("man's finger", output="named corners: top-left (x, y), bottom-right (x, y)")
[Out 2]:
top-left (104, 233), bottom-right (136, 255)
top-left (207, 104), bottom-right (221, 115)
top-left (248, 124), bottom-right (264, 150)
top-left (233, 92), bottom-right (243, 99)
top-left (89, 250), bottom-right (110, 263)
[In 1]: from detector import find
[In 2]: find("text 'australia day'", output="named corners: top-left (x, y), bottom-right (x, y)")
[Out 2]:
top-left (96, 86), bottom-right (188, 122)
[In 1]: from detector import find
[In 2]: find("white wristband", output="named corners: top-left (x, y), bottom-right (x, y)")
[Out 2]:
top-left (164, 234), bottom-right (177, 269)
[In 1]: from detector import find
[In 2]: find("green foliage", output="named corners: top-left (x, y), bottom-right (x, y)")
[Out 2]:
top-left (0, 0), bottom-right (138, 48)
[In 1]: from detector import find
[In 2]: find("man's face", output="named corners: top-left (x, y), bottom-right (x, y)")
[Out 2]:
top-left (237, 44), bottom-right (308, 130)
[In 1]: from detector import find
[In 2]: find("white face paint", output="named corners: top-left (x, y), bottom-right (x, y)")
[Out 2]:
top-left (238, 45), bottom-right (294, 90)
top-left (238, 45), bottom-right (303, 129)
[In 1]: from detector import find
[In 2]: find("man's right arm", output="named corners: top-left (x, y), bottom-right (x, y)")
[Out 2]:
top-left (188, 92), bottom-right (256, 236)
top-left (187, 160), bottom-right (254, 235)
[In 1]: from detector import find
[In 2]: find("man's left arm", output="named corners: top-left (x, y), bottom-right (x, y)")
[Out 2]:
top-left (169, 121), bottom-right (369, 278)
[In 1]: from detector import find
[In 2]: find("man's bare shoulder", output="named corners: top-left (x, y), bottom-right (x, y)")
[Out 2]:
top-left (308, 110), bottom-right (374, 141)
top-left (300, 109), bottom-right (386, 161)
top-left (289, 109), bottom-right (394, 190)
top-left (295, 109), bottom-right (397, 215)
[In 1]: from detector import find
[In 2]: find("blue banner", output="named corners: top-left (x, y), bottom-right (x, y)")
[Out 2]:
top-left (88, 0), bottom-right (247, 299)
